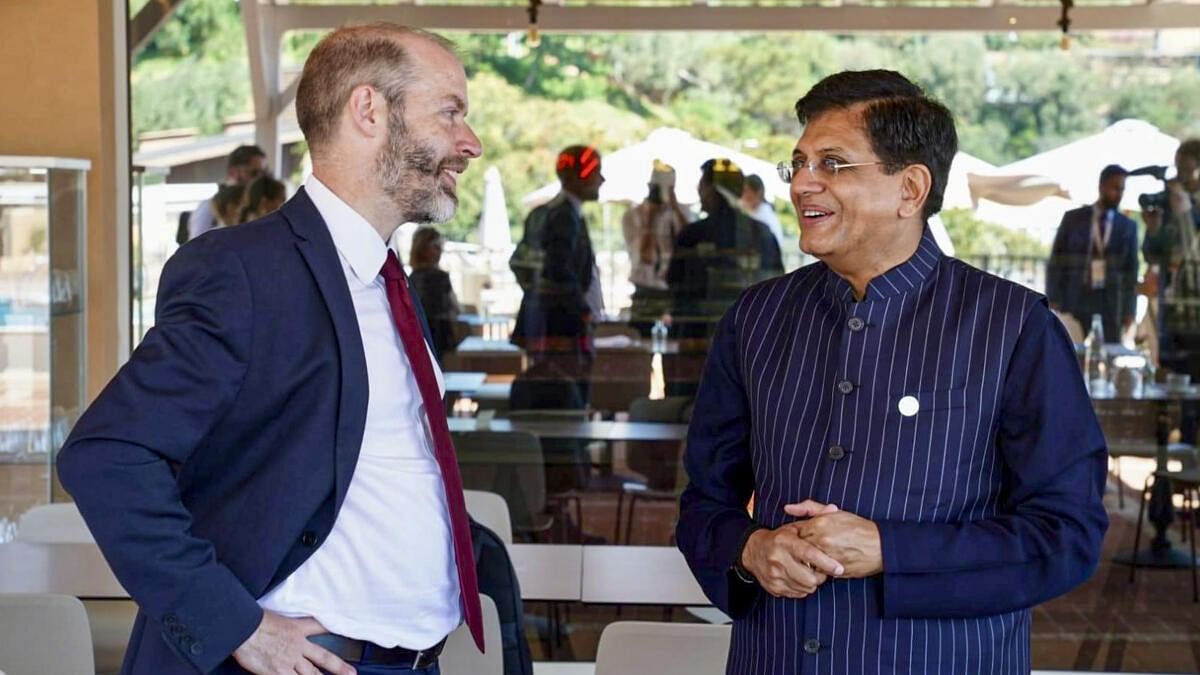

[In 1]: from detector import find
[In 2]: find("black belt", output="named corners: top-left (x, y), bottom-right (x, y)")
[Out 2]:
top-left (307, 633), bottom-right (445, 669)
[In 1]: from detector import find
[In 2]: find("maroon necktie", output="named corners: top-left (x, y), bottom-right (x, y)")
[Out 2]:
top-left (380, 250), bottom-right (484, 652)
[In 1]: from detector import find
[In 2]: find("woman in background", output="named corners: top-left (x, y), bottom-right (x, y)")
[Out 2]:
top-left (237, 175), bottom-right (287, 224)
top-left (408, 226), bottom-right (464, 361)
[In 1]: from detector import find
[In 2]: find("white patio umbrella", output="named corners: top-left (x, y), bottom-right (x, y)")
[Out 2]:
top-left (477, 165), bottom-right (512, 250)
top-left (972, 119), bottom-right (1180, 244)
top-left (520, 127), bottom-right (787, 209)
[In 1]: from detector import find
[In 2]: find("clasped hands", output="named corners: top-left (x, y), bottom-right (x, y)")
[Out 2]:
top-left (738, 500), bottom-right (882, 600)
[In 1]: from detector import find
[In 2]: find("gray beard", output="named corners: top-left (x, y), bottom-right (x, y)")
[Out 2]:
top-left (376, 121), bottom-right (458, 224)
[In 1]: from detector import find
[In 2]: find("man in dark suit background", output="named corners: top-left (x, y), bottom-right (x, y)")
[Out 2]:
top-left (58, 23), bottom-right (483, 675)
top-left (1046, 164), bottom-right (1139, 341)
top-left (511, 146), bottom-right (605, 402)
top-left (667, 158), bottom-right (783, 340)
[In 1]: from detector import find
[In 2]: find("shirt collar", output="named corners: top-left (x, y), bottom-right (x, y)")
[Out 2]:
top-left (304, 174), bottom-right (390, 287)
top-left (559, 190), bottom-right (583, 216)
top-left (823, 225), bottom-right (943, 303)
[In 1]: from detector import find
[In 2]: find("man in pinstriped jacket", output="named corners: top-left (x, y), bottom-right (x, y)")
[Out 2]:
top-left (676, 70), bottom-right (1108, 674)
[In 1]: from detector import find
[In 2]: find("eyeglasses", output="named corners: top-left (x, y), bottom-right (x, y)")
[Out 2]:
top-left (777, 157), bottom-right (883, 183)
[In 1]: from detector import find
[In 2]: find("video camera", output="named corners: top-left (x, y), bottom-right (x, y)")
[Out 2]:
top-left (1129, 164), bottom-right (1170, 212)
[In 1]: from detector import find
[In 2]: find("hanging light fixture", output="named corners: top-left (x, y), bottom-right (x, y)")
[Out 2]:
top-left (527, 0), bottom-right (543, 48)
top-left (1057, 0), bottom-right (1074, 50)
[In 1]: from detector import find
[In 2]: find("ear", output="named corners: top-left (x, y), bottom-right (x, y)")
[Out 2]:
top-left (897, 164), bottom-right (933, 220)
top-left (346, 85), bottom-right (386, 140)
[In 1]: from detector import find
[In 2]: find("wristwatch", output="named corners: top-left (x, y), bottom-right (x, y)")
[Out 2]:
top-left (731, 522), bottom-right (765, 584)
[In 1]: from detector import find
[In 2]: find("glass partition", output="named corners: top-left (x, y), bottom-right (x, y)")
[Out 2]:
top-left (0, 156), bottom-right (88, 541)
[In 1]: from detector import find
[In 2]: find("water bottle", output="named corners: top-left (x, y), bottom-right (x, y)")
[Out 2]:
top-left (1138, 339), bottom-right (1157, 393)
top-left (1084, 314), bottom-right (1108, 395)
top-left (651, 319), bottom-right (668, 353)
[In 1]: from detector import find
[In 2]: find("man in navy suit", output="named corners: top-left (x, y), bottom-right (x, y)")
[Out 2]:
top-left (1046, 164), bottom-right (1139, 341)
top-left (58, 24), bottom-right (483, 675)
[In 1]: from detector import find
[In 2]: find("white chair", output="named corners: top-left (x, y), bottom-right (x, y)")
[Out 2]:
top-left (465, 489), bottom-right (513, 545)
top-left (594, 621), bottom-right (731, 675)
top-left (0, 594), bottom-right (94, 675)
top-left (15, 503), bottom-right (93, 543)
top-left (14, 503), bottom-right (136, 675)
top-left (439, 594), bottom-right (503, 675)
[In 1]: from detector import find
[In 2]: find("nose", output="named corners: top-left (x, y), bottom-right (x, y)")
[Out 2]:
top-left (459, 122), bottom-right (483, 159)
top-left (791, 164), bottom-right (824, 198)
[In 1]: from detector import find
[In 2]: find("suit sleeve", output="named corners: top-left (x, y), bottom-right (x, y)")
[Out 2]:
top-left (874, 300), bottom-right (1108, 618)
top-left (57, 237), bottom-right (263, 673)
top-left (1123, 219), bottom-right (1138, 324)
top-left (1045, 214), bottom-right (1071, 309)
top-left (675, 309), bottom-right (761, 618)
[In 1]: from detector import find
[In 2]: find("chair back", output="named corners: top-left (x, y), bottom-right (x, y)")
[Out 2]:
top-left (456, 431), bottom-right (548, 534)
top-left (15, 503), bottom-right (93, 543)
top-left (0, 594), bottom-right (94, 675)
top-left (440, 594), bottom-right (504, 675)
top-left (465, 489), bottom-right (514, 545)
top-left (594, 621), bottom-right (731, 675)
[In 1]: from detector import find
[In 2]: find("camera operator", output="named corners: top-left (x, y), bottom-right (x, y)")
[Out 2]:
top-left (1142, 138), bottom-right (1200, 376)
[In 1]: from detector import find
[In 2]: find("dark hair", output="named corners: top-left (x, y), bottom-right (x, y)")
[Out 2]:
top-left (212, 183), bottom-right (247, 226)
top-left (238, 175), bottom-right (287, 224)
top-left (1179, 139), bottom-right (1200, 164)
top-left (1099, 164), bottom-right (1128, 184)
top-left (701, 158), bottom-right (745, 196)
top-left (227, 145), bottom-right (265, 170)
top-left (410, 226), bottom-right (444, 268)
top-left (794, 70), bottom-right (957, 219)
top-left (745, 174), bottom-right (765, 194)
top-left (296, 23), bottom-right (455, 155)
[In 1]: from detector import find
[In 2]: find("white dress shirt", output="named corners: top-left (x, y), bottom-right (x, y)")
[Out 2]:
top-left (258, 175), bottom-right (460, 649)
top-left (187, 197), bottom-right (218, 240)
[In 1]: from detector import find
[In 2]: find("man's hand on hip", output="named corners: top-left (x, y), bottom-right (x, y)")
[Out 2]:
top-left (740, 500), bottom-right (844, 599)
top-left (786, 505), bottom-right (883, 579)
top-left (232, 610), bottom-right (356, 675)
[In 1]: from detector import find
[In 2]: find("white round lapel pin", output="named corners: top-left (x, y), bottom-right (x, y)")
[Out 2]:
top-left (897, 395), bottom-right (920, 417)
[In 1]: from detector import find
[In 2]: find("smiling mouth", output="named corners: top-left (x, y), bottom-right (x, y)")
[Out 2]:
top-left (800, 207), bottom-right (834, 225)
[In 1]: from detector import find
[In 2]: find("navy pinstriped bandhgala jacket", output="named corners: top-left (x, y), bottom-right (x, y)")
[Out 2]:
top-left (677, 228), bottom-right (1108, 674)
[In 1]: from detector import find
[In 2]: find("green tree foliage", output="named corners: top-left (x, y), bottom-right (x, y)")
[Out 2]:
top-left (130, 0), bottom-right (1200, 258)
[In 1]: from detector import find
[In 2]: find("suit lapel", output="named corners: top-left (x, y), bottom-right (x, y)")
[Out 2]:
top-left (281, 188), bottom-right (370, 510)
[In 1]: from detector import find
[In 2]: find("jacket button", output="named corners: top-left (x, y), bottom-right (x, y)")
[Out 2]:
top-left (164, 614), bottom-right (178, 627)
top-left (190, 642), bottom-right (203, 655)
top-left (804, 638), bottom-right (821, 654)
top-left (847, 317), bottom-right (866, 332)
top-left (301, 531), bottom-right (318, 546)
top-left (836, 380), bottom-right (855, 395)
top-left (828, 445), bottom-right (846, 461)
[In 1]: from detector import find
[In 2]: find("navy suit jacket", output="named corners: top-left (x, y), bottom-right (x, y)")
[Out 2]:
top-left (57, 188), bottom-right (437, 675)
top-left (1045, 204), bottom-right (1138, 337)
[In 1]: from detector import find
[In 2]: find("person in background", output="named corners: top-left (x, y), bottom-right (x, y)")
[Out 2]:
top-left (667, 158), bottom-right (783, 339)
top-left (409, 226), bottom-right (464, 362)
top-left (622, 160), bottom-right (690, 290)
top-left (187, 144), bottom-right (266, 240)
top-left (1046, 164), bottom-right (1138, 343)
top-left (622, 160), bottom-right (691, 330)
top-left (740, 173), bottom-right (785, 250)
top-left (511, 145), bottom-right (605, 366)
top-left (211, 183), bottom-right (247, 229)
top-left (237, 175), bottom-right (289, 224)
top-left (1144, 138), bottom-right (1200, 377)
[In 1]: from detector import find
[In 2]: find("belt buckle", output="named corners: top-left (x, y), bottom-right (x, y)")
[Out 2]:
top-left (411, 647), bottom-right (435, 670)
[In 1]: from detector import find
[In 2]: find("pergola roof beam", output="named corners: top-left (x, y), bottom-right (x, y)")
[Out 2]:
top-left (270, 2), bottom-right (1200, 32)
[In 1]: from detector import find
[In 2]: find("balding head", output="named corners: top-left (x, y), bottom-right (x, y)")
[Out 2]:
top-left (295, 23), bottom-right (456, 157)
